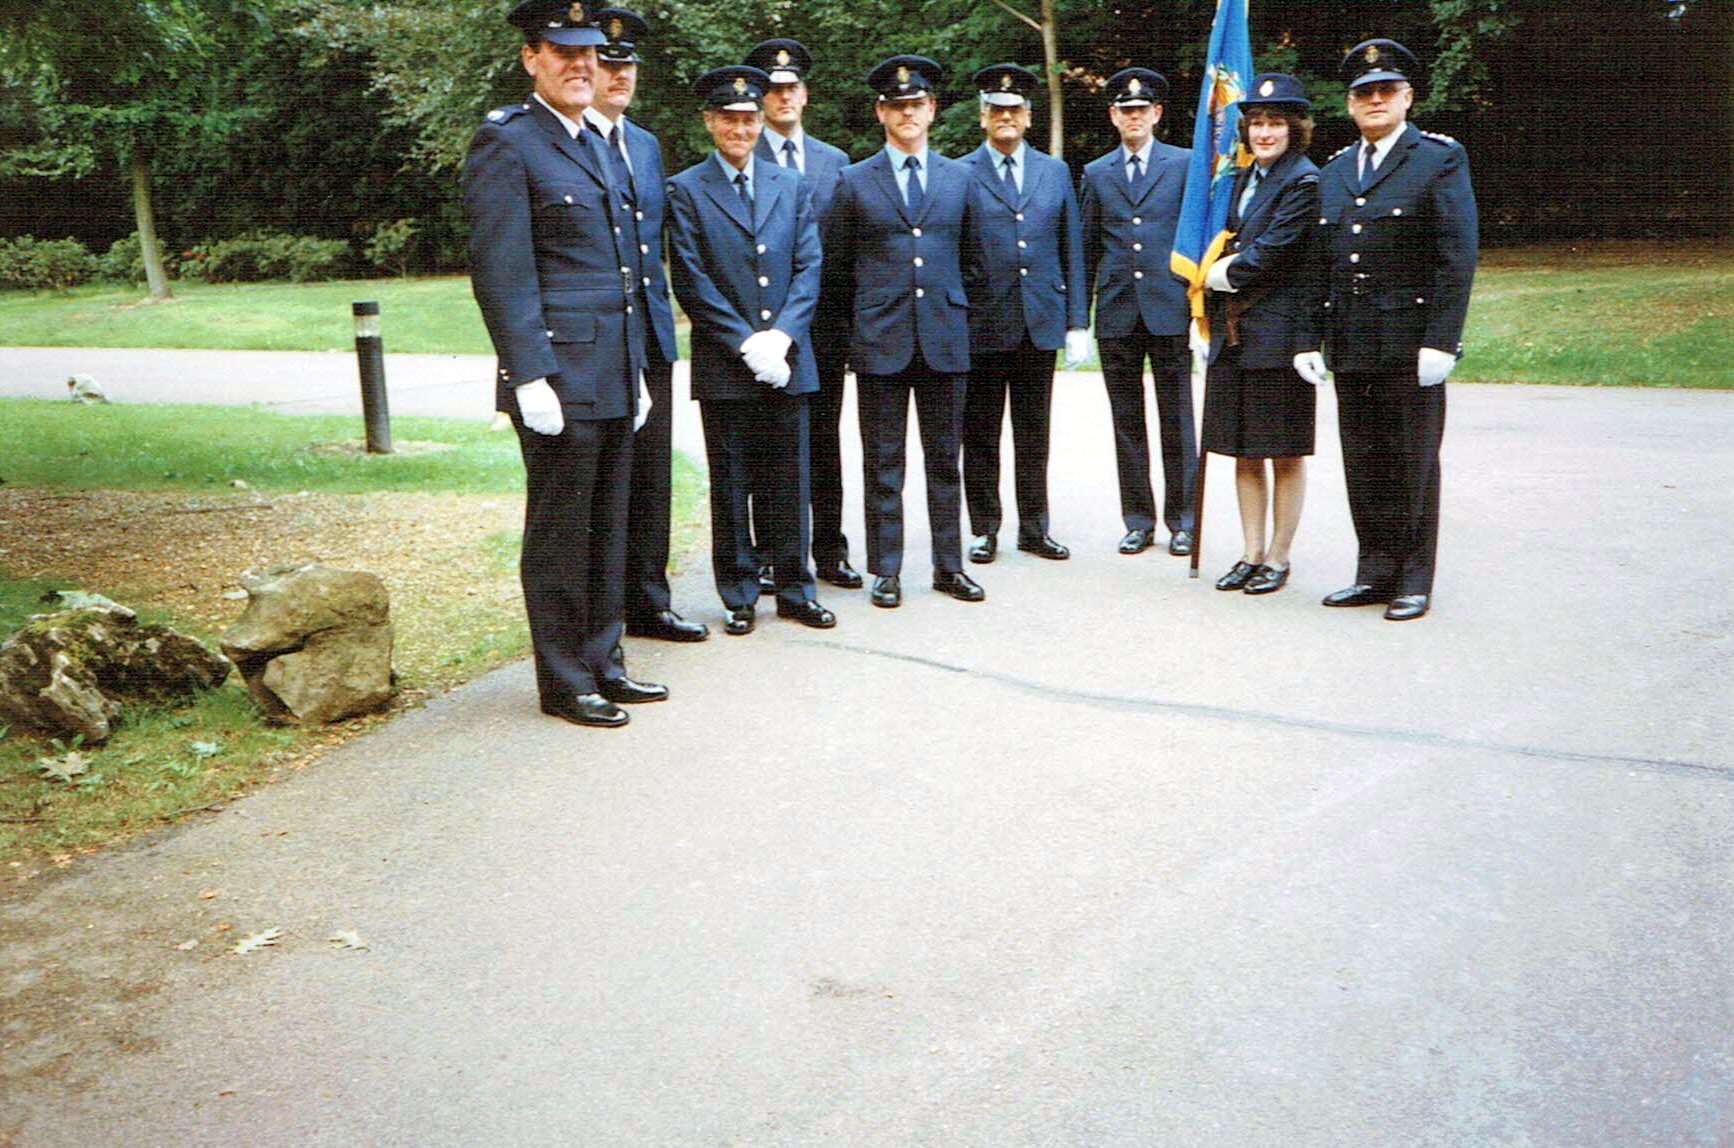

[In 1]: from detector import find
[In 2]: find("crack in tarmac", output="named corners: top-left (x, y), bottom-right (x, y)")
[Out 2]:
top-left (802, 639), bottom-right (1733, 783)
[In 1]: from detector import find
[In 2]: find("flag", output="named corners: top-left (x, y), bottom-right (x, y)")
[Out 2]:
top-left (1170, 0), bottom-right (1255, 335)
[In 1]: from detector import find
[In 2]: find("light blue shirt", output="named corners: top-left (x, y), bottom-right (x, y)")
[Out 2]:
top-left (989, 141), bottom-right (1026, 193)
top-left (886, 144), bottom-right (930, 201)
top-left (1237, 161), bottom-right (1271, 217)
top-left (1122, 138), bottom-right (1154, 182)
top-left (713, 151), bottom-right (757, 198)
top-left (763, 125), bottom-right (805, 174)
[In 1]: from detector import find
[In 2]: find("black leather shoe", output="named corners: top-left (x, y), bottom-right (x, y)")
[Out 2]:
top-left (870, 575), bottom-right (902, 608)
top-left (1384, 594), bottom-right (1430, 621)
top-left (597, 676), bottom-right (668, 704)
top-left (1244, 564), bottom-right (1290, 595)
top-left (724, 605), bottom-right (756, 635)
top-left (1168, 530), bottom-right (1195, 556)
top-left (817, 558), bottom-right (863, 589)
top-left (541, 694), bottom-right (628, 728)
top-left (932, 571), bottom-right (986, 602)
top-left (756, 565), bottom-right (776, 596)
top-left (776, 599), bottom-right (837, 629)
top-left (1017, 535), bottom-right (1070, 560)
top-left (625, 609), bottom-right (710, 643)
top-left (1119, 529), bottom-right (1156, 555)
top-left (1215, 560), bottom-right (1258, 591)
top-left (1322, 584), bottom-right (1393, 608)
top-left (968, 534), bottom-right (998, 564)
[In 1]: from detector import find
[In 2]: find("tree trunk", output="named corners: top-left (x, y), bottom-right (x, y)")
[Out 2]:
top-left (1040, 0), bottom-right (1063, 158)
top-left (130, 141), bottom-right (172, 301)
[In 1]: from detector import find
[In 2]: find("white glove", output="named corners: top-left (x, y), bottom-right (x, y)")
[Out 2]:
top-left (515, 379), bottom-right (564, 436)
top-left (1188, 319), bottom-right (1209, 358)
top-left (1418, 347), bottom-right (1456, 388)
top-left (740, 328), bottom-right (794, 387)
top-left (633, 374), bottom-right (652, 432)
top-left (1292, 351), bottom-right (1328, 387)
top-left (1204, 254), bottom-right (1238, 293)
top-left (1062, 329), bottom-right (1091, 368)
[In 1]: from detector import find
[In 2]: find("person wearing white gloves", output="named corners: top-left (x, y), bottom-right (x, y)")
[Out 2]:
top-left (957, 64), bottom-right (1090, 565)
top-left (665, 65), bottom-right (836, 637)
top-left (1298, 39), bottom-right (1478, 621)
top-left (461, 0), bottom-right (669, 729)
top-left (1199, 74), bottom-right (1321, 598)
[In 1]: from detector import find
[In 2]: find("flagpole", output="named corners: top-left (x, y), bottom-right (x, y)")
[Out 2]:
top-left (1190, 330), bottom-right (1208, 578)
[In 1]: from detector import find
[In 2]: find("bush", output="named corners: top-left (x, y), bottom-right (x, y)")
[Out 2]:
top-left (0, 236), bottom-right (102, 291)
top-left (182, 230), bottom-right (352, 284)
top-left (363, 218), bottom-right (419, 278)
top-left (99, 233), bottom-right (180, 285)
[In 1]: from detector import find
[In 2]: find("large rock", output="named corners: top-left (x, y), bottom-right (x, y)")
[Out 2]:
top-left (0, 604), bottom-right (232, 743)
top-left (221, 564), bottom-right (394, 725)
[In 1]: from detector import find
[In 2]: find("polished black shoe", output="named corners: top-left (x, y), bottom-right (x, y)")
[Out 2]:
top-left (1017, 535), bottom-right (1070, 560)
top-left (625, 609), bottom-right (710, 643)
top-left (756, 565), bottom-right (777, 596)
top-left (816, 558), bottom-right (863, 589)
top-left (870, 575), bottom-right (902, 609)
top-left (932, 570), bottom-right (986, 602)
top-left (1384, 594), bottom-right (1430, 621)
top-left (1244, 564), bottom-right (1290, 595)
top-left (724, 605), bottom-right (756, 635)
top-left (776, 599), bottom-right (837, 629)
top-left (968, 534), bottom-right (998, 564)
top-left (597, 676), bottom-right (668, 705)
top-left (541, 694), bottom-right (628, 728)
top-left (1168, 530), bottom-right (1195, 557)
top-left (1322, 584), bottom-right (1394, 608)
top-left (1215, 560), bottom-right (1258, 591)
top-left (1118, 529), bottom-right (1156, 555)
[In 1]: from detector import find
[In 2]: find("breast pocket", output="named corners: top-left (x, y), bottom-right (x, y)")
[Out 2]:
top-left (536, 184), bottom-right (596, 244)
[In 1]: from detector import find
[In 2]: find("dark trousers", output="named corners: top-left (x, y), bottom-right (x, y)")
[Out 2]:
top-left (701, 395), bottom-right (816, 611)
top-left (623, 345), bottom-right (675, 623)
top-left (807, 321), bottom-right (852, 564)
top-left (857, 366), bottom-right (967, 577)
top-left (514, 415), bottom-right (631, 702)
top-left (1334, 371), bottom-right (1446, 596)
top-left (964, 336), bottom-right (1056, 541)
top-left (1099, 329), bottom-right (1198, 533)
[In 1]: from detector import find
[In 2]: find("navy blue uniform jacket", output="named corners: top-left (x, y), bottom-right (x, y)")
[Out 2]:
top-left (1080, 141), bottom-right (1192, 338)
top-left (622, 116), bottom-right (680, 364)
top-left (961, 143), bottom-right (1088, 353)
top-left (824, 150), bottom-right (976, 376)
top-left (463, 102), bottom-right (644, 419)
top-left (1206, 150), bottom-right (1321, 370)
top-left (755, 131), bottom-right (851, 328)
top-left (665, 158), bottom-right (822, 401)
top-left (1304, 124), bottom-right (1478, 371)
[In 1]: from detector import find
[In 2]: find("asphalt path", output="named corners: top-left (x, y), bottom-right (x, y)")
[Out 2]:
top-left (3, 346), bottom-right (1732, 1146)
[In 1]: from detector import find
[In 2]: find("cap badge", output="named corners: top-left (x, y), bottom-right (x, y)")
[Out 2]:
top-left (1365, 45), bottom-right (1381, 64)
top-left (607, 17), bottom-right (622, 39)
top-left (896, 65), bottom-right (910, 84)
top-left (776, 48), bottom-right (791, 66)
top-left (1127, 77), bottom-right (1142, 95)
top-left (734, 76), bottom-right (748, 94)
top-left (1259, 79), bottom-right (1275, 97)
top-left (567, 3), bottom-right (585, 23)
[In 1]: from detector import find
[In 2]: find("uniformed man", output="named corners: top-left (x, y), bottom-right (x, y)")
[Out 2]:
top-left (1294, 39), bottom-right (1477, 622)
top-left (1080, 67), bottom-right (1198, 557)
top-left (462, 0), bottom-right (666, 728)
top-left (742, 38), bottom-right (862, 592)
top-left (665, 66), bottom-right (835, 636)
top-left (585, 8), bottom-right (709, 643)
top-left (824, 55), bottom-right (984, 608)
top-left (960, 63), bottom-right (1090, 565)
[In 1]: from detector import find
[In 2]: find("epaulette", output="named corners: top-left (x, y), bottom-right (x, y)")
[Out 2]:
top-left (1327, 143), bottom-right (1354, 162)
top-left (483, 104), bottom-right (532, 125)
top-left (1420, 130), bottom-right (1461, 147)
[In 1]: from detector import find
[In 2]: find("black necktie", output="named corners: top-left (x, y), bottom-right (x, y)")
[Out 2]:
top-left (605, 124), bottom-right (635, 202)
top-left (1359, 142), bottom-right (1375, 191)
top-left (1000, 154), bottom-right (1016, 188)
top-left (903, 154), bottom-right (924, 213)
top-left (735, 170), bottom-right (752, 208)
top-left (782, 139), bottom-right (798, 170)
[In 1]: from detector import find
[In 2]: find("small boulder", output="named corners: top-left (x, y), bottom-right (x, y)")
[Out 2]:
top-left (0, 605), bottom-right (232, 743)
top-left (221, 564), bottom-right (394, 725)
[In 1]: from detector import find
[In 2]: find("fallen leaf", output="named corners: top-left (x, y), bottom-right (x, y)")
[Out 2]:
top-left (327, 931), bottom-right (370, 951)
top-left (175, 939), bottom-right (199, 951)
top-left (232, 928), bottom-right (283, 955)
top-left (198, 889), bottom-right (218, 900)
top-left (37, 751), bottom-right (91, 783)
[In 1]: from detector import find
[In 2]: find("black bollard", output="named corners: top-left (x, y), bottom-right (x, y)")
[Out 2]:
top-left (352, 301), bottom-right (393, 454)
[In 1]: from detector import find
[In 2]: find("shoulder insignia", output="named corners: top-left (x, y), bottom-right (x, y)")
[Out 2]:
top-left (484, 105), bottom-right (530, 125)
top-left (1421, 130), bottom-right (1461, 147)
top-left (1327, 143), bottom-right (1353, 162)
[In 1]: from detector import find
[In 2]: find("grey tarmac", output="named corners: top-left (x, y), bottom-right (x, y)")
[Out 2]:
top-left (2, 345), bottom-right (1731, 1146)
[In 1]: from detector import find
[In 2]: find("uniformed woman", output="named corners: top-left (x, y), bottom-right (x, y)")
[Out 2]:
top-left (1200, 74), bottom-right (1320, 595)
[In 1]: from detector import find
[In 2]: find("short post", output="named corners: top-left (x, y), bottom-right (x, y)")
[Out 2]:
top-left (352, 301), bottom-right (393, 454)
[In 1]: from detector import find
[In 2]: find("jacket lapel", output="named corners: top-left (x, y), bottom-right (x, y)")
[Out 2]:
top-left (531, 103), bottom-right (607, 189)
top-left (699, 159), bottom-right (753, 233)
top-left (752, 169), bottom-right (780, 232)
top-left (872, 152), bottom-right (914, 227)
top-left (1360, 125), bottom-right (1416, 197)
top-left (1130, 151), bottom-right (1164, 208)
top-left (973, 145), bottom-right (1021, 214)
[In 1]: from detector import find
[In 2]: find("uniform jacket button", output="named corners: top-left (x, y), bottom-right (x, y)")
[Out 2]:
top-left (760, 309), bottom-right (772, 319)
top-left (758, 275), bottom-right (769, 286)
top-left (1015, 213), bottom-right (1024, 222)
top-left (1132, 216), bottom-right (1142, 225)
top-left (1349, 253), bottom-right (1360, 263)
top-left (1355, 197), bottom-right (1366, 206)
top-left (1133, 242), bottom-right (1143, 252)
top-left (1017, 239), bottom-right (1026, 249)
top-left (757, 244), bottom-right (767, 254)
top-left (1133, 270), bottom-right (1144, 279)
top-left (912, 227), bottom-right (922, 237)
top-left (913, 256), bottom-right (924, 267)
top-left (915, 287), bottom-right (925, 298)
top-left (1020, 268), bottom-right (1028, 277)
top-left (1351, 224), bottom-right (1363, 234)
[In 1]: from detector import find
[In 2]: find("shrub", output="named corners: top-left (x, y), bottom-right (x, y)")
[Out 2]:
top-left (0, 236), bottom-right (102, 291)
top-left (182, 230), bottom-right (352, 284)
top-left (99, 233), bottom-right (180, 285)
top-left (364, 218), bottom-right (419, 278)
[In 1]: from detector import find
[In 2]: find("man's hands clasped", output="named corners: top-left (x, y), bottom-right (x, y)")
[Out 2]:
top-left (740, 329), bottom-right (793, 389)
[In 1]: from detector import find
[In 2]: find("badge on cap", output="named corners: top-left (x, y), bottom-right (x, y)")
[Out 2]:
top-left (1365, 45), bottom-right (1380, 64)
top-left (568, 2), bottom-right (585, 22)
top-left (1259, 78), bottom-right (1275, 97)
top-left (607, 16), bottom-right (622, 37)
top-left (1000, 73), bottom-right (1013, 90)
top-left (1128, 77), bottom-right (1142, 95)
top-left (776, 48), bottom-right (791, 66)
top-left (734, 76), bottom-right (748, 94)
top-left (896, 65), bottom-right (910, 85)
